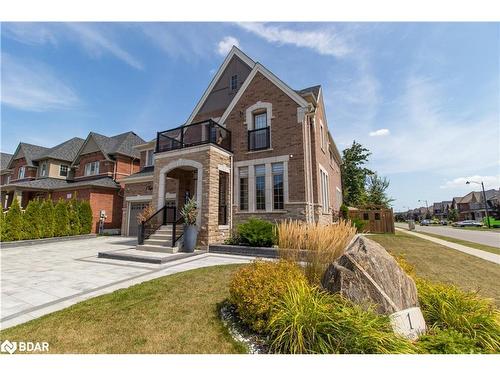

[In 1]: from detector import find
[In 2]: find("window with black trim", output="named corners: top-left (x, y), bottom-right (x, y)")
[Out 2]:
top-left (60, 165), bottom-right (69, 177)
top-left (239, 167), bottom-right (248, 211)
top-left (248, 112), bottom-right (270, 151)
top-left (255, 164), bottom-right (266, 210)
top-left (272, 163), bottom-right (284, 210)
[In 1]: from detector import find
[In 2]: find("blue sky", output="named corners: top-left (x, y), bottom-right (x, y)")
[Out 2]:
top-left (1, 22), bottom-right (499, 210)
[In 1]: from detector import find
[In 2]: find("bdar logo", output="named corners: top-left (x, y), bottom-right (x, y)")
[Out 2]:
top-left (1, 340), bottom-right (17, 354)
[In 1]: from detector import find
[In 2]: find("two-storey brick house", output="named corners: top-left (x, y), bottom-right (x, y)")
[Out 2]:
top-left (1, 131), bottom-right (145, 233)
top-left (122, 47), bottom-right (342, 250)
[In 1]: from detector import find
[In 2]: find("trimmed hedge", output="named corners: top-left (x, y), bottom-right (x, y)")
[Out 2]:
top-left (0, 198), bottom-right (93, 242)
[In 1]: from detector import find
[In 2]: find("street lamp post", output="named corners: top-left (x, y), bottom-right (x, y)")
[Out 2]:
top-left (466, 180), bottom-right (491, 228)
top-left (418, 199), bottom-right (429, 219)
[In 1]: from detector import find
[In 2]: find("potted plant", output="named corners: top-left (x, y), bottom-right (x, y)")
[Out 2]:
top-left (180, 197), bottom-right (198, 252)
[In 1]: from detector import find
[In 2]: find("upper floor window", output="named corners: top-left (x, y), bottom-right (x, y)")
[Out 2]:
top-left (84, 161), bottom-right (100, 176)
top-left (320, 121), bottom-right (325, 151)
top-left (18, 166), bottom-right (25, 179)
top-left (145, 149), bottom-right (154, 167)
top-left (230, 74), bottom-right (238, 91)
top-left (40, 162), bottom-right (48, 177)
top-left (6, 175), bottom-right (10, 185)
top-left (248, 112), bottom-right (270, 151)
top-left (60, 165), bottom-right (69, 177)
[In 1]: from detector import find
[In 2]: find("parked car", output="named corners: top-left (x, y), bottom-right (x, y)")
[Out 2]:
top-left (439, 220), bottom-right (448, 225)
top-left (420, 219), bottom-right (431, 226)
top-left (452, 220), bottom-right (483, 227)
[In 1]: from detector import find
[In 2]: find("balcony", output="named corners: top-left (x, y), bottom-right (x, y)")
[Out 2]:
top-left (156, 119), bottom-right (231, 154)
top-left (248, 126), bottom-right (270, 151)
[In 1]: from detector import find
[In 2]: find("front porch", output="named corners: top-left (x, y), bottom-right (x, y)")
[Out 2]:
top-left (139, 119), bottom-right (233, 250)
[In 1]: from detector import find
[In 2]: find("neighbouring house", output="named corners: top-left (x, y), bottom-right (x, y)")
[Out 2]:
top-left (432, 201), bottom-right (452, 220)
top-left (1, 132), bottom-right (145, 233)
top-left (0, 152), bottom-right (13, 208)
top-left (452, 189), bottom-right (500, 221)
top-left (121, 46), bottom-right (343, 249)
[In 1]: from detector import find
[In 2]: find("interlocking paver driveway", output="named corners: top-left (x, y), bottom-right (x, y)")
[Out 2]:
top-left (1, 236), bottom-right (253, 329)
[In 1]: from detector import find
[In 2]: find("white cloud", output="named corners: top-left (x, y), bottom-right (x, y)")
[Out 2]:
top-left (440, 175), bottom-right (500, 190)
top-left (65, 23), bottom-right (143, 70)
top-left (217, 36), bottom-right (239, 56)
top-left (2, 23), bottom-right (143, 70)
top-left (238, 23), bottom-right (351, 58)
top-left (1, 53), bottom-right (80, 112)
top-left (369, 128), bottom-right (390, 137)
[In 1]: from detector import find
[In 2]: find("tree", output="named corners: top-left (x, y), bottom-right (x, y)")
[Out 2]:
top-left (341, 141), bottom-right (373, 207)
top-left (364, 173), bottom-right (393, 208)
top-left (68, 198), bottom-right (81, 235)
top-left (40, 199), bottom-right (55, 238)
top-left (447, 208), bottom-right (458, 222)
top-left (4, 199), bottom-right (24, 241)
top-left (78, 200), bottom-right (93, 234)
top-left (54, 199), bottom-right (70, 237)
top-left (0, 210), bottom-right (5, 241)
top-left (23, 199), bottom-right (43, 239)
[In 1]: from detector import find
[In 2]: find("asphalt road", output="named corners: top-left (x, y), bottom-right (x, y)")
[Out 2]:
top-left (395, 222), bottom-right (500, 248)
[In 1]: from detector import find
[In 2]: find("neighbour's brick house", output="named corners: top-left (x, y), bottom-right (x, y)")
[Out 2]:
top-left (1, 132), bottom-right (144, 233)
top-left (121, 47), bottom-right (343, 248)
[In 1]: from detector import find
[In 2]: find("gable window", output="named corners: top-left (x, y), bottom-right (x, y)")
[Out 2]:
top-left (145, 149), bottom-right (154, 167)
top-left (40, 162), bottom-right (48, 177)
top-left (230, 74), bottom-right (238, 91)
top-left (239, 167), bottom-right (248, 211)
top-left (18, 166), bottom-right (25, 179)
top-left (320, 121), bottom-right (325, 151)
top-left (272, 163), bottom-right (284, 210)
top-left (84, 161), bottom-right (100, 176)
top-left (60, 165), bottom-right (69, 177)
top-left (255, 164), bottom-right (266, 210)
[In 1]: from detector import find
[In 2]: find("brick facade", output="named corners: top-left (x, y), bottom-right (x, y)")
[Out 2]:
top-left (74, 151), bottom-right (114, 179)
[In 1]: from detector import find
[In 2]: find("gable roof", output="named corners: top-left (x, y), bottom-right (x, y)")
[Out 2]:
top-left (296, 85), bottom-right (321, 101)
top-left (186, 46), bottom-right (256, 124)
top-left (5, 176), bottom-right (121, 191)
top-left (33, 137), bottom-right (85, 162)
top-left (219, 62), bottom-right (309, 125)
top-left (8, 143), bottom-right (50, 168)
top-left (73, 131), bottom-right (146, 164)
top-left (0, 153), bottom-right (13, 171)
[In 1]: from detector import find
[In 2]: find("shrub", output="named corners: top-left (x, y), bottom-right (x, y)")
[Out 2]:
top-left (23, 199), bottom-right (43, 239)
top-left (236, 218), bottom-right (275, 247)
top-left (0, 210), bottom-right (6, 241)
top-left (78, 200), bottom-right (93, 234)
top-left (68, 199), bottom-right (81, 236)
top-left (180, 197), bottom-right (198, 225)
top-left (229, 260), bottom-right (307, 333)
top-left (340, 204), bottom-right (349, 219)
top-left (4, 199), bottom-right (24, 241)
top-left (417, 328), bottom-right (479, 354)
top-left (276, 220), bottom-right (356, 285)
top-left (350, 217), bottom-right (366, 232)
top-left (268, 281), bottom-right (417, 354)
top-left (416, 278), bottom-right (500, 353)
top-left (40, 199), bottom-right (55, 238)
top-left (54, 199), bottom-right (70, 237)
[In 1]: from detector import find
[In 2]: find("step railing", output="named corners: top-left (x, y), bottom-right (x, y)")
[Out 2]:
top-left (138, 205), bottom-right (184, 248)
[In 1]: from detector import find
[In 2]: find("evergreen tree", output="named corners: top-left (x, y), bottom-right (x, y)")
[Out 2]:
top-left (0, 210), bottom-right (5, 241)
top-left (447, 208), bottom-right (458, 222)
top-left (364, 173), bottom-right (393, 208)
top-left (40, 199), bottom-right (55, 238)
top-left (68, 198), bottom-right (81, 235)
top-left (22, 199), bottom-right (43, 239)
top-left (4, 199), bottom-right (24, 241)
top-left (341, 141), bottom-right (373, 207)
top-left (54, 199), bottom-right (70, 237)
top-left (78, 200), bottom-right (93, 234)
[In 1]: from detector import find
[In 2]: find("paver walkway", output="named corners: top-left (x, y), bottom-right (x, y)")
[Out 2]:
top-left (1, 236), bottom-right (255, 330)
top-left (396, 228), bottom-right (500, 265)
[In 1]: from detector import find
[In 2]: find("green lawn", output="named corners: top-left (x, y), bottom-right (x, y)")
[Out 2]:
top-left (0, 264), bottom-right (246, 354)
top-left (413, 231), bottom-right (500, 255)
top-left (371, 232), bottom-right (500, 306)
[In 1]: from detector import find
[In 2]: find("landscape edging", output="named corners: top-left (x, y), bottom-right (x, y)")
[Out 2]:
top-left (0, 234), bottom-right (97, 249)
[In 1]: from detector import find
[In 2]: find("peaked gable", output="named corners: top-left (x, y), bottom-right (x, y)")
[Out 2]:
top-left (186, 46), bottom-right (255, 124)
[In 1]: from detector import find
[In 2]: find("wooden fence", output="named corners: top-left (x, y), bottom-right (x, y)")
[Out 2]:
top-left (348, 208), bottom-right (395, 234)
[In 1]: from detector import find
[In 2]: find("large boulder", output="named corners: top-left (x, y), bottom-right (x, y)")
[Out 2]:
top-left (321, 235), bottom-right (419, 315)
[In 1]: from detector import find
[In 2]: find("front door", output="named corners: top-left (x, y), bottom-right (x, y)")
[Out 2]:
top-left (128, 202), bottom-right (150, 236)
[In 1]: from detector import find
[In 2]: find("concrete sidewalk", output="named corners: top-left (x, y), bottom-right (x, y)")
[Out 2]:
top-left (396, 228), bottom-right (500, 265)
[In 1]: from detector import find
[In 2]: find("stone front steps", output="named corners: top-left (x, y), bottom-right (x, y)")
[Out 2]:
top-left (136, 225), bottom-right (183, 253)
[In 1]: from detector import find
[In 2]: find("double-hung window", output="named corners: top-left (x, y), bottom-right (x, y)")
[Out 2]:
top-left (272, 163), bottom-right (284, 210)
top-left (248, 112), bottom-right (270, 151)
top-left (145, 149), bottom-right (154, 167)
top-left (84, 161), bottom-right (100, 176)
top-left (239, 167), bottom-right (248, 211)
top-left (255, 164), bottom-right (266, 210)
top-left (18, 166), bottom-right (25, 179)
top-left (60, 165), bottom-right (69, 177)
top-left (230, 75), bottom-right (238, 91)
top-left (40, 162), bottom-right (48, 177)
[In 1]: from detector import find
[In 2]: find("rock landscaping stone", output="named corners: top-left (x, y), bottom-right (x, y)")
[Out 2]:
top-left (321, 235), bottom-right (420, 315)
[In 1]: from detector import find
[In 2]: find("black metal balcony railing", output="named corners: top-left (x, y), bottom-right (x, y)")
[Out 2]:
top-left (156, 119), bottom-right (231, 153)
top-left (248, 126), bottom-right (270, 151)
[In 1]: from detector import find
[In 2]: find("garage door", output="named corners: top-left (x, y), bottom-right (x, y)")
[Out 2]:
top-left (128, 202), bottom-right (150, 237)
